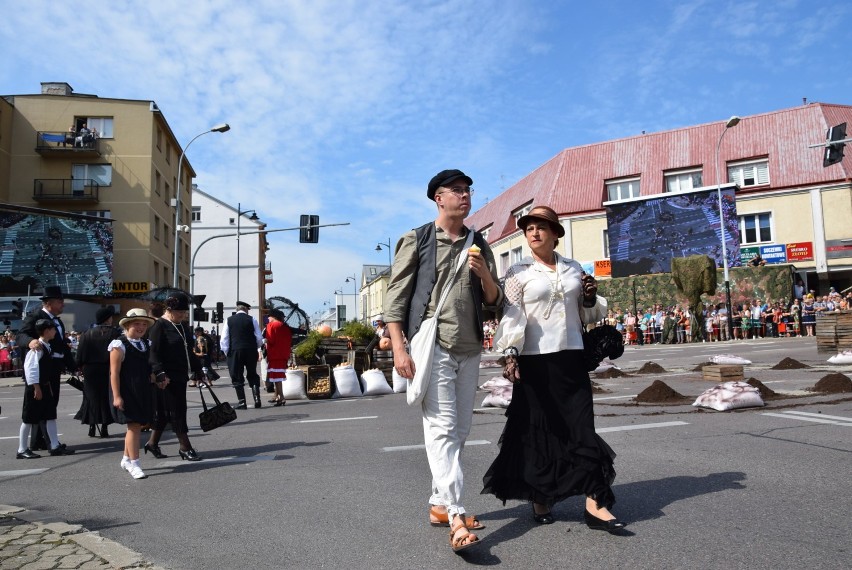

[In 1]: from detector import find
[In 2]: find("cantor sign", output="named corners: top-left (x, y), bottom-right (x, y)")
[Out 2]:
top-left (112, 282), bottom-right (150, 294)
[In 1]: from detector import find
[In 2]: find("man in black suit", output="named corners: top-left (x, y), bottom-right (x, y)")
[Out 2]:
top-left (17, 286), bottom-right (78, 454)
top-left (220, 301), bottom-right (263, 409)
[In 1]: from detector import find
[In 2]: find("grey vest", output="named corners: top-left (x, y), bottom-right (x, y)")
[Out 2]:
top-left (404, 222), bottom-right (487, 341)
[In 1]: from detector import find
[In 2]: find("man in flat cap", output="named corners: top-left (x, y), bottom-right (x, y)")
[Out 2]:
top-left (384, 169), bottom-right (502, 552)
top-left (221, 301), bottom-right (263, 409)
top-left (17, 286), bottom-right (77, 453)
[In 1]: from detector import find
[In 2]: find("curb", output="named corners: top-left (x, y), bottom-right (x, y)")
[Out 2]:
top-left (0, 505), bottom-right (164, 570)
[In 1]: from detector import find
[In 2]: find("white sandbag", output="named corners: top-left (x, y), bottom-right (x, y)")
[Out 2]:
top-left (594, 359), bottom-right (622, 374)
top-left (692, 381), bottom-right (764, 411)
top-left (479, 377), bottom-right (512, 391)
top-left (361, 368), bottom-right (394, 396)
top-left (827, 351), bottom-right (852, 364)
top-left (392, 367), bottom-right (408, 393)
top-left (280, 368), bottom-right (307, 400)
top-left (332, 365), bottom-right (362, 398)
top-left (481, 383), bottom-right (513, 408)
top-left (709, 354), bottom-right (752, 365)
top-left (260, 358), bottom-right (268, 380)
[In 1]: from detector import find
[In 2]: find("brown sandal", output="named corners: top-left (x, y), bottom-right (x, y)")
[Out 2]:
top-left (429, 506), bottom-right (485, 530)
top-left (449, 515), bottom-right (481, 553)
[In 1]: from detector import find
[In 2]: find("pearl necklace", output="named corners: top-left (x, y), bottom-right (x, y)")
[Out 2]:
top-left (537, 257), bottom-right (562, 319)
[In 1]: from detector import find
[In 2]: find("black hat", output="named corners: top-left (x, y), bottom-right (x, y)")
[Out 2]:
top-left (95, 306), bottom-right (117, 324)
top-left (164, 295), bottom-right (191, 311)
top-left (39, 285), bottom-right (64, 301)
top-left (236, 300), bottom-right (251, 310)
top-left (427, 169), bottom-right (473, 201)
top-left (35, 318), bottom-right (57, 334)
top-left (268, 308), bottom-right (285, 321)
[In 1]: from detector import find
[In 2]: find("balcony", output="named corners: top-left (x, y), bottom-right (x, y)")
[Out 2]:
top-left (33, 179), bottom-right (100, 203)
top-left (35, 131), bottom-right (101, 157)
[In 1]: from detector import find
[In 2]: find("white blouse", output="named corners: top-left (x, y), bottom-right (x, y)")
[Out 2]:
top-left (494, 253), bottom-right (607, 355)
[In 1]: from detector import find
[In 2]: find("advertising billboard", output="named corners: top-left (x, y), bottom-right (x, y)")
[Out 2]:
top-left (604, 186), bottom-right (740, 278)
top-left (0, 207), bottom-right (113, 296)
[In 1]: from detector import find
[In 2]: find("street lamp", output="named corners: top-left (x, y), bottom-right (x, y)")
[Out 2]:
top-left (344, 274), bottom-right (358, 320)
top-left (375, 239), bottom-right (392, 266)
top-left (232, 202), bottom-right (259, 306)
top-left (715, 115), bottom-right (740, 340)
top-left (172, 123), bottom-right (230, 288)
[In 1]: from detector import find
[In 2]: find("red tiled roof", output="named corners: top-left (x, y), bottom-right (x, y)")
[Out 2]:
top-left (467, 103), bottom-right (852, 242)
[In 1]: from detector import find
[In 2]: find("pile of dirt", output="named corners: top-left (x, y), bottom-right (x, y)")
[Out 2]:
top-left (812, 373), bottom-right (852, 393)
top-left (591, 381), bottom-right (611, 394)
top-left (636, 361), bottom-right (667, 374)
top-left (635, 380), bottom-right (689, 403)
top-left (745, 377), bottom-right (779, 399)
top-left (692, 362), bottom-right (714, 372)
top-left (771, 357), bottom-right (810, 370)
top-left (596, 368), bottom-right (629, 378)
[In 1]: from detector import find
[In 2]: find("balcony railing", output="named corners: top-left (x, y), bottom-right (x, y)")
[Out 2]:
top-left (33, 179), bottom-right (100, 202)
top-left (35, 131), bottom-right (101, 157)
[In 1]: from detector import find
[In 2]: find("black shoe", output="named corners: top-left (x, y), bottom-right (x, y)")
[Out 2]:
top-left (273, 399), bottom-right (286, 407)
top-left (88, 425), bottom-right (97, 438)
top-left (99, 424), bottom-right (110, 438)
top-left (16, 449), bottom-right (41, 459)
top-left (252, 386), bottom-right (262, 408)
top-left (236, 400), bottom-right (248, 410)
top-left (584, 510), bottom-right (626, 533)
top-left (48, 444), bottom-right (76, 456)
top-left (143, 443), bottom-right (167, 459)
top-left (178, 448), bottom-right (202, 461)
top-left (532, 504), bottom-right (554, 524)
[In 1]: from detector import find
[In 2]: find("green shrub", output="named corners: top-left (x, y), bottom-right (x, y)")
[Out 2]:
top-left (336, 320), bottom-right (375, 344)
top-left (293, 329), bottom-right (323, 364)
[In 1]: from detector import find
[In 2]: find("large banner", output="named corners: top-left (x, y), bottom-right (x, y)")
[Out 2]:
top-left (605, 186), bottom-right (740, 279)
top-left (0, 208), bottom-right (113, 296)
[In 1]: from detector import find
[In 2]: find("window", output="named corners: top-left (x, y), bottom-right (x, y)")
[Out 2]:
top-left (500, 252), bottom-right (510, 275)
top-left (480, 224), bottom-right (492, 241)
top-left (603, 229), bottom-right (610, 258)
top-left (664, 168), bottom-right (702, 192)
top-left (164, 182), bottom-right (170, 204)
top-left (163, 265), bottom-right (168, 285)
top-left (153, 216), bottom-right (160, 240)
top-left (739, 213), bottom-right (772, 244)
top-left (163, 225), bottom-right (169, 248)
top-left (512, 202), bottom-right (533, 223)
top-left (156, 127), bottom-right (162, 150)
top-left (166, 142), bottom-right (171, 164)
top-left (154, 261), bottom-right (160, 285)
top-left (606, 177), bottom-right (640, 201)
top-left (85, 117), bottom-right (113, 138)
top-left (155, 171), bottom-right (162, 195)
top-left (192, 206), bottom-right (201, 222)
top-left (728, 159), bottom-right (769, 188)
top-left (72, 164), bottom-right (112, 186)
top-left (511, 246), bottom-right (523, 264)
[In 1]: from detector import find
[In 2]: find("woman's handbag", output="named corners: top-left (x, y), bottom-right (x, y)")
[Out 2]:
top-left (581, 324), bottom-right (625, 371)
top-left (66, 376), bottom-right (84, 391)
top-left (197, 383), bottom-right (237, 432)
top-left (407, 231), bottom-right (475, 406)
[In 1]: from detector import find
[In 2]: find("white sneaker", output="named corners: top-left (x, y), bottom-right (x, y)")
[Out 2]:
top-left (127, 463), bottom-right (148, 479)
top-left (120, 457), bottom-right (131, 471)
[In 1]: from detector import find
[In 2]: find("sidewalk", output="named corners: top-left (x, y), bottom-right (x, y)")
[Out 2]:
top-left (0, 505), bottom-right (162, 570)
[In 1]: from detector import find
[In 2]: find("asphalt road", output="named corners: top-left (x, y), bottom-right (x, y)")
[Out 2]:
top-left (1, 337), bottom-right (850, 569)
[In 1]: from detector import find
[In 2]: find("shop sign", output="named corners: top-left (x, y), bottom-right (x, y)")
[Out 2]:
top-left (112, 281), bottom-right (150, 294)
top-left (740, 246), bottom-right (760, 265)
top-left (785, 242), bottom-right (813, 262)
top-left (759, 244), bottom-right (787, 264)
top-left (594, 259), bottom-right (612, 277)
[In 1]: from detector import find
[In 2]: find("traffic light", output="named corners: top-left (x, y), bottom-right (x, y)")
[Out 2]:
top-left (11, 299), bottom-right (23, 319)
top-left (299, 214), bottom-right (319, 244)
top-left (823, 122), bottom-right (846, 167)
top-left (215, 302), bottom-right (224, 323)
top-left (193, 308), bottom-right (209, 322)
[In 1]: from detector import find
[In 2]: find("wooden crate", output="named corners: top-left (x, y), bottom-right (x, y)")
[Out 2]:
top-left (816, 311), bottom-right (852, 353)
top-left (306, 365), bottom-right (333, 399)
top-left (702, 365), bottom-right (744, 382)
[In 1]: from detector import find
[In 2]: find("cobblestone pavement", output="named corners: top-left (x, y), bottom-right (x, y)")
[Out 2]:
top-left (0, 506), bottom-right (163, 570)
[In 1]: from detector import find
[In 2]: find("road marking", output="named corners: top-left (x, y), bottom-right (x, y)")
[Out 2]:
top-left (0, 433), bottom-right (64, 440)
top-left (331, 398), bottom-right (376, 403)
top-left (594, 395), bottom-right (638, 401)
top-left (596, 421), bottom-right (689, 433)
top-left (292, 415), bottom-right (378, 424)
top-left (154, 455), bottom-right (280, 468)
top-left (762, 412), bottom-right (852, 427)
top-left (0, 468), bottom-right (50, 477)
top-left (382, 440), bottom-right (491, 452)
top-left (782, 410), bottom-right (852, 422)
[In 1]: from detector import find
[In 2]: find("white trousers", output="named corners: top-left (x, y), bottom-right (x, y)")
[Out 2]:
top-left (421, 343), bottom-right (481, 519)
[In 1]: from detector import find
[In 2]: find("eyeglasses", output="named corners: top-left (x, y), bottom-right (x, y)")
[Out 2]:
top-left (440, 186), bottom-right (474, 197)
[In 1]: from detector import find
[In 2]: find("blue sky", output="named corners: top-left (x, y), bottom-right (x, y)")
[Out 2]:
top-left (2, 0), bottom-right (851, 318)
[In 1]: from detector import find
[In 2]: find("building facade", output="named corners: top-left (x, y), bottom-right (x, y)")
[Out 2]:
top-left (466, 103), bottom-right (852, 293)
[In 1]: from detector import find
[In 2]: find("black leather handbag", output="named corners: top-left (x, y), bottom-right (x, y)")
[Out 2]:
top-left (582, 325), bottom-right (625, 371)
top-left (197, 383), bottom-right (237, 432)
top-left (66, 376), bottom-right (84, 391)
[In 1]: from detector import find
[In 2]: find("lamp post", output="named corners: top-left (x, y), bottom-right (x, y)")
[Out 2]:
top-left (233, 202), bottom-right (259, 307)
top-left (172, 123), bottom-right (230, 288)
top-left (715, 115), bottom-right (740, 340)
top-left (345, 273), bottom-right (358, 321)
top-left (375, 239), bottom-right (392, 266)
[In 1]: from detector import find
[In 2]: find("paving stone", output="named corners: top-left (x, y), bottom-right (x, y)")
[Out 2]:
top-left (19, 555), bottom-right (60, 570)
top-left (41, 524), bottom-right (82, 537)
top-left (76, 562), bottom-right (112, 570)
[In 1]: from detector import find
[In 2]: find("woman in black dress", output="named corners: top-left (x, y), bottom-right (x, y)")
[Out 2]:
top-left (145, 295), bottom-right (206, 461)
top-left (481, 206), bottom-right (626, 533)
top-left (109, 308), bottom-right (158, 480)
top-left (75, 306), bottom-right (120, 438)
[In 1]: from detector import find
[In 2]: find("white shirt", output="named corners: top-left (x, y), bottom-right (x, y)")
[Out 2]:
top-left (23, 340), bottom-right (48, 386)
top-left (494, 253), bottom-right (607, 355)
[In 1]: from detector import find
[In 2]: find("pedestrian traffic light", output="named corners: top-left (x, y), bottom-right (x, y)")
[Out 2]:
top-left (215, 302), bottom-right (224, 323)
top-left (299, 214), bottom-right (319, 244)
top-left (823, 122), bottom-right (847, 167)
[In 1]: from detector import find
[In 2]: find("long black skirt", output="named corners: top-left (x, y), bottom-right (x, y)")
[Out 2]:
top-left (151, 371), bottom-right (189, 434)
top-left (481, 349), bottom-right (617, 509)
top-left (75, 364), bottom-right (114, 426)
